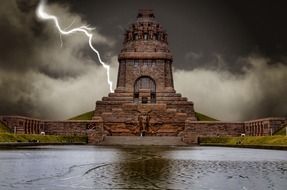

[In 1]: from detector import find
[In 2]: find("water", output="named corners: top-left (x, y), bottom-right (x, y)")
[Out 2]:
top-left (0, 145), bottom-right (286, 190)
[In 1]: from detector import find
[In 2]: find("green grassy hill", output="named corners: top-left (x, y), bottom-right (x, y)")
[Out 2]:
top-left (0, 122), bottom-right (11, 133)
top-left (69, 110), bottom-right (217, 121)
top-left (195, 112), bottom-right (217, 121)
top-left (69, 111), bottom-right (94, 120)
top-left (274, 124), bottom-right (287, 136)
top-left (200, 136), bottom-right (287, 146)
top-left (0, 133), bottom-right (87, 143)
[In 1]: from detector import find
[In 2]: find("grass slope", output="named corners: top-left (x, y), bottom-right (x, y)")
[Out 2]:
top-left (195, 112), bottom-right (217, 121)
top-left (69, 111), bottom-right (94, 120)
top-left (0, 122), bottom-right (11, 133)
top-left (0, 121), bottom-right (87, 143)
top-left (69, 110), bottom-right (217, 121)
top-left (274, 124), bottom-right (287, 136)
top-left (200, 136), bottom-right (287, 146)
top-left (0, 133), bottom-right (87, 143)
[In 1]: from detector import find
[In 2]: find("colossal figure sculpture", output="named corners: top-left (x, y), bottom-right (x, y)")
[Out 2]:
top-left (93, 9), bottom-right (197, 136)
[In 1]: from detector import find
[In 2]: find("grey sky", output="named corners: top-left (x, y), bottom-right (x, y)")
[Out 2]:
top-left (0, 0), bottom-right (286, 121)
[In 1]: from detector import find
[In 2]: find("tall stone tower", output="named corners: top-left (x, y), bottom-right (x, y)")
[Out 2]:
top-left (94, 9), bottom-right (197, 136)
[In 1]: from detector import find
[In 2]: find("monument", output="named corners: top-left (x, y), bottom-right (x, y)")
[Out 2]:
top-left (0, 9), bottom-right (286, 144)
top-left (93, 9), bottom-right (197, 136)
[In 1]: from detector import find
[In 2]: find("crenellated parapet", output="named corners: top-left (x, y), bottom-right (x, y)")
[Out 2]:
top-left (119, 10), bottom-right (172, 61)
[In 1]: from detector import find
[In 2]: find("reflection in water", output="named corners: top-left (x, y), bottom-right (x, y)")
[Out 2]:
top-left (97, 147), bottom-right (170, 189)
top-left (0, 146), bottom-right (286, 190)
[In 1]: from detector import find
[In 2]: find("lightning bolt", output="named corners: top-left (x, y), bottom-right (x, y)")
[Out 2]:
top-left (36, 0), bottom-right (114, 92)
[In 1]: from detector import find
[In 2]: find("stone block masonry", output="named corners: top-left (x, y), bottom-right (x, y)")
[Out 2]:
top-left (1, 115), bottom-right (286, 144)
top-left (0, 116), bottom-right (104, 144)
top-left (1, 10), bottom-right (286, 145)
top-left (182, 120), bottom-right (245, 144)
top-left (93, 10), bottom-right (198, 136)
top-left (244, 117), bottom-right (286, 136)
top-left (182, 118), bottom-right (287, 144)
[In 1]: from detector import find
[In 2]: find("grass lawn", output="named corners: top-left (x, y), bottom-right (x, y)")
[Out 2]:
top-left (195, 112), bottom-right (217, 121)
top-left (0, 122), bottom-right (87, 143)
top-left (69, 111), bottom-right (94, 120)
top-left (274, 125), bottom-right (287, 136)
top-left (0, 133), bottom-right (87, 143)
top-left (0, 122), bottom-right (11, 133)
top-left (200, 136), bottom-right (287, 146)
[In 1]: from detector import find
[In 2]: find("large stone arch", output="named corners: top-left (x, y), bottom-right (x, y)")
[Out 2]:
top-left (134, 76), bottom-right (156, 103)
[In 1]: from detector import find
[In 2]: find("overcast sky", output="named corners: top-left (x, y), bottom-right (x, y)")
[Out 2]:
top-left (0, 0), bottom-right (286, 121)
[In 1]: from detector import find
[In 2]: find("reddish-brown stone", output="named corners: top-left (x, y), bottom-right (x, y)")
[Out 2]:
top-left (94, 9), bottom-right (197, 136)
top-left (0, 10), bottom-right (286, 144)
top-left (0, 115), bottom-right (105, 144)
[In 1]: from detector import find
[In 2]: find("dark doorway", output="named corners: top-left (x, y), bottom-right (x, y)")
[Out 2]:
top-left (134, 76), bottom-right (156, 103)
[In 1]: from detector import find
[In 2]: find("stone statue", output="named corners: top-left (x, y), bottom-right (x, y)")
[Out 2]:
top-left (138, 113), bottom-right (149, 136)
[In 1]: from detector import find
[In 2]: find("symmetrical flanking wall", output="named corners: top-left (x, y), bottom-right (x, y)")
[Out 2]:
top-left (182, 117), bottom-right (287, 144)
top-left (244, 117), bottom-right (286, 136)
top-left (182, 120), bottom-right (245, 144)
top-left (0, 115), bottom-right (286, 144)
top-left (0, 116), bottom-right (104, 144)
top-left (0, 116), bottom-right (44, 134)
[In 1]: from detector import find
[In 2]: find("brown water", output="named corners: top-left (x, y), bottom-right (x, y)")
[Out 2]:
top-left (0, 145), bottom-right (286, 190)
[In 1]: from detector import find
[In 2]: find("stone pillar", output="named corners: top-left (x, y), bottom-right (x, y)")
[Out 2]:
top-left (182, 117), bottom-right (199, 144)
top-left (87, 117), bottom-right (104, 144)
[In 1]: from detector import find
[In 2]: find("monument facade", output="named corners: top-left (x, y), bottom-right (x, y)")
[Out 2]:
top-left (93, 9), bottom-right (197, 136)
top-left (0, 10), bottom-right (286, 144)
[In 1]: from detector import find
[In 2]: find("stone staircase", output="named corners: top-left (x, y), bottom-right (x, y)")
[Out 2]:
top-left (100, 136), bottom-right (187, 146)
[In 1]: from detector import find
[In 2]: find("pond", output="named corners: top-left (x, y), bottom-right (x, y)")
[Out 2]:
top-left (0, 145), bottom-right (286, 190)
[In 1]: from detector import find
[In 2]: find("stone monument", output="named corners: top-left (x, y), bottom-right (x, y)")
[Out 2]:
top-left (2, 9), bottom-right (284, 144)
top-left (93, 9), bottom-right (197, 136)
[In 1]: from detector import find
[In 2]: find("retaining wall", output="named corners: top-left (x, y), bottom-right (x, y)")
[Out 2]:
top-left (0, 116), bottom-right (104, 144)
top-left (183, 120), bottom-right (245, 144)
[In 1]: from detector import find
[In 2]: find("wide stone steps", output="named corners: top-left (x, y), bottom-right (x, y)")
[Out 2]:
top-left (108, 92), bottom-right (183, 97)
top-left (100, 136), bottom-right (187, 146)
top-left (102, 96), bottom-right (188, 101)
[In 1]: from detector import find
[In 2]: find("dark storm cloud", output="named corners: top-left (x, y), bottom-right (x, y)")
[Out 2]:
top-left (174, 55), bottom-right (287, 121)
top-left (0, 0), bottom-right (286, 120)
top-left (0, 0), bottom-right (38, 71)
top-left (0, 0), bottom-right (116, 119)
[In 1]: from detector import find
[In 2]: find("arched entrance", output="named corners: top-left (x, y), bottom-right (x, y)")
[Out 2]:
top-left (134, 76), bottom-right (156, 103)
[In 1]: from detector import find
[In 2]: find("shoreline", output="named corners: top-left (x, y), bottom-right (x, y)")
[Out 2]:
top-left (200, 143), bottom-right (287, 150)
top-left (1, 142), bottom-right (287, 151)
top-left (0, 142), bottom-right (87, 148)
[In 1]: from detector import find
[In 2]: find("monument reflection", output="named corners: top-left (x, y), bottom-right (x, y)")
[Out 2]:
top-left (88, 146), bottom-right (171, 189)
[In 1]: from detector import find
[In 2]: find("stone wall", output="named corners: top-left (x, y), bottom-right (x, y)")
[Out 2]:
top-left (182, 117), bottom-right (287, 144)
top-left (118, 60), bottom-right (173, 93)
top-left (244, 117), bottom-right (286, 136)
top-left (0, 116), bottom-right (44, 134)
top-left (44, 120), bottom-right (88, 136)
top-left (1, 115), bottom-right (286, 145)
top-left (183, 119), bottom-right (245, 144)
top-left (100, 103), bottom-right (188, 136)
top-left (0, 116), bottom-right (104, 144)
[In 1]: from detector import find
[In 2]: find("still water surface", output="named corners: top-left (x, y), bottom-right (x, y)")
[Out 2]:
top-left (0, 145), bottom-right (286, 190)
